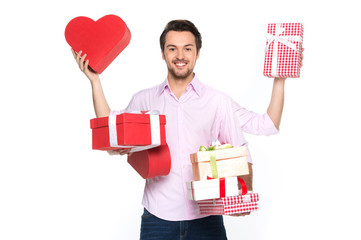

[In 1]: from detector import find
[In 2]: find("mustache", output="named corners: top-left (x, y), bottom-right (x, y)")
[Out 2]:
top-left (173, 59), bottom-right (188, 63)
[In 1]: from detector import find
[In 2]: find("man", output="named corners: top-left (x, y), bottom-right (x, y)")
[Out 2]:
top-left (72, 20), bottom-right (303, 240)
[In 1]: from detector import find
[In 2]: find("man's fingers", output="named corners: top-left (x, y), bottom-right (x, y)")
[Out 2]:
top-left (84, 59), bottom-right (90, 72)
top-left (300, 48), bottom-right (304, 67)
top-left (119, 149), bottom-right (131, 155)
top-left (79, 53), bottom-right (87, 71)
top-left (71, 48), bottom-right (76, 58)
top-left (230, 212), bottom-right (251, 217)
top-left (76, 50), bottom-right (82, 63)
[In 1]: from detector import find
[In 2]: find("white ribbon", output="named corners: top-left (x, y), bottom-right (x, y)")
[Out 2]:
top-left (265, 23), bottom-right (302, 77)
top-left (108, 110), bottom-right (162, 153)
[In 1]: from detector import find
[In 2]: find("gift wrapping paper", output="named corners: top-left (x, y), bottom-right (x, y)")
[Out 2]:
top-left (197, 193), bottom-right (259, 206)
top-left (186, 177), bottom-right (240, 201)
top-left (264, 23), bottom-right (304, 78)
top-left (199, 202), bottom-right (259, 215)
top-left (190, 147), bottom-right (249, 181)
top-left (90, 112), bottom-right (166, 151)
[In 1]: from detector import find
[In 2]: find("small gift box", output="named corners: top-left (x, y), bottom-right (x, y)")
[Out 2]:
top-left (90, 112), bottom-right (166, 151)
top-left (197, 192), bottom-right (259, 206)
top-left (190, 145), bottom-right (249, 181)
top-left (186, 177), bottom-right (238, 201)
top-left (127, 144), bottom-right (171, 179)
top-left (197, 193), bottom-right (259, 215)
top-left (186, 177), bottom-right (247, 201)
top-left (263, 23), bottom-right (304, 78)
top-left (198, 201), bottom-right (259, 215)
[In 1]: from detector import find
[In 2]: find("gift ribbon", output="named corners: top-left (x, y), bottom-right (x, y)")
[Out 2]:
top-left (199, 142), bottom-right (233, 179)
top-left (265, 23), bottom-right (302, 76)
top-left (207, 176), bottom-right (247, 198)
top-left (108, 110), bottom-right (161, 153)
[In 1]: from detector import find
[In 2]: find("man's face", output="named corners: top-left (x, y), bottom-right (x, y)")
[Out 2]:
top-left (162, 31), bottom-right (200, 81)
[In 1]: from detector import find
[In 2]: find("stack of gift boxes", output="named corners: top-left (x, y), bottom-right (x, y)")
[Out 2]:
top-left (186, 144), bottom-right (259, 215)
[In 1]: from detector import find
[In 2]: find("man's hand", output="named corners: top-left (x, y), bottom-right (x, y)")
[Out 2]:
top-left (229, 163), bottom-right (253, 217)
top-left (71, 49), bottom-right (100, 84)
top-left (107, 149), bottom-right (132, 156)
top-left (229, 212), bottom-right (251, 217)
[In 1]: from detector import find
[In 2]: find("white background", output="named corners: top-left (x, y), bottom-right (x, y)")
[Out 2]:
top-left (1, 0), bottom-right (360, 239)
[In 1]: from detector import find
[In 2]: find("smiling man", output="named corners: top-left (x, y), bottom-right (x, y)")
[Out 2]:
top-left (73, 19), bottom-right (302, 240)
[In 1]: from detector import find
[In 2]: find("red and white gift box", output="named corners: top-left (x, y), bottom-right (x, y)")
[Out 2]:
top-left (90, 111), bottom-right (171, 179)
top-left (197, 192), bottom-right (259, 206)
top-left (90, 112), bottom-right (166, 151)
top-left (264, 23), bottom-right (304, 78)
top-left (186, 177), bottom-right (246, 201)
top-left (197, 193), bottom-right (259, 215)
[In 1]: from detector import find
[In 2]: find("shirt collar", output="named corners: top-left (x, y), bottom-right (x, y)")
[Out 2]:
top-left (158, 73), bottom-right (202, 97)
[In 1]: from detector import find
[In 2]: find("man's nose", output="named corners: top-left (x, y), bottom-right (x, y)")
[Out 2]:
top-left (176, 50), bottom-right (184, 59)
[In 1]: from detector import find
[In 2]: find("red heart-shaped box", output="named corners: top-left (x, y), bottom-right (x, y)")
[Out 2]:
top-left (65, 14), bottom-right (131, 74)
top-left (128, 145), bottom-right (171, 179)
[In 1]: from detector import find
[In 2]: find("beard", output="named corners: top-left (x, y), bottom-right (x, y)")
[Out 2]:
top-left (167, 66), bottom-right (194, 80)
top-left (166, 58), bottom-right (196, 81)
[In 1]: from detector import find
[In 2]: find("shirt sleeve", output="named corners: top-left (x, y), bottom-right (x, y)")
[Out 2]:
top-left (232, 100), bottom-right (279, 136)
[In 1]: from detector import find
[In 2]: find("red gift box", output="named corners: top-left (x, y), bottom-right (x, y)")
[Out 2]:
top-left (65, 14), bottom-right (131, 74)
top-left (264, 23), bottom-right (304, 78)
top-left (127, 144), bottom-right (171, 179)
top-left (197, 193), bottom-right (259, 215)
top-left (90, 113), bottom-right (166, 150)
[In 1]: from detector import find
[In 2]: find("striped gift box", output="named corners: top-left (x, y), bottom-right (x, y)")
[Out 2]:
top-left (264, 23), bottom-right (304, 78)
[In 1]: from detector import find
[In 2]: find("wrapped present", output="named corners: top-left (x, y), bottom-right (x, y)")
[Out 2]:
top-left (190, 145), bottom-right (249, 181)
top-left (198, 193), bottom-right (259, 215)
top-left (198, 201), bottom-right (259, 215)
top-left (186, 177), bottom-right (247, 201)
top-left (263, 23), bottom-right (304, 78)
top-left (90, 112), bottom-right (166, 151)
top-left (127, 144), bottom-right (171, 179)
top-left (197, 192), bottom-right (259, 206)
top-left (65, 14), bottom-right (131, 74)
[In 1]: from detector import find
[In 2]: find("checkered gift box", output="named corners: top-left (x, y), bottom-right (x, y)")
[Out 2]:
top-left (197, 193), bottom-right (259, 206)
top-left (197, 193), bottom-right (259, 215)
top-left (198, 202), bottom-right (259, 215)
top-left (264, 23), bottom-right (304, 78)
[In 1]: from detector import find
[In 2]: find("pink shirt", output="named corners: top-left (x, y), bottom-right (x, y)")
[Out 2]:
top-left (115, 74), bottom-right (278, 221)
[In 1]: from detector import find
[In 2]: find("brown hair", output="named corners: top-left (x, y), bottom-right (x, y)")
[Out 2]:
top-left (160, 20), bottom-right (202, 53)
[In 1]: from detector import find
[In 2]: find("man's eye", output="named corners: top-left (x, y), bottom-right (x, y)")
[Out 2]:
top-left (185, 48), bottom-right (191, 51)
top-left (169, 48), bottom-right (175, 51)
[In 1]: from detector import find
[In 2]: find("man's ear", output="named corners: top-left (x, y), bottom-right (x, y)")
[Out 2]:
top-left (196, 49), bottom-right (201, 60)
top-left (162, 50), bottom-right (165, 60)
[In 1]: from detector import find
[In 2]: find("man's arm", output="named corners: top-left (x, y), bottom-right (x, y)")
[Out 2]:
top-left (72, 49), bottom-right (110, 118)
top-left (266, 48), bottom-right (304, 129)
top-left (241, 163), bottom-right (253, 191)
top-left (266, 78), bottom-right (285, 130)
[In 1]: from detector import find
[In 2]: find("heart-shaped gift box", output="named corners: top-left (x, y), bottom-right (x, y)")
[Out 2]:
top-left (65, 14), bottom-right (131, 73)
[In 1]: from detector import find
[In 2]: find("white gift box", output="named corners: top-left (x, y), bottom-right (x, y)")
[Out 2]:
top-left (186, 177), bottom-right (239, 201)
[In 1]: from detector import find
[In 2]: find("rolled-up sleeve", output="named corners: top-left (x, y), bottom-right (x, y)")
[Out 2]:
top-left (232, 100), bottom-right (279, 136)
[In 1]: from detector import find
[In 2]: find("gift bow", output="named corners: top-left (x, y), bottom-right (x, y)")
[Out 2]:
top-left (265, 23), bottom-right (302, 76)
top-left (207, 176), bottom-right (247, 198)
top-left (199, 142), bottom-right (233, 179)
top-left (108, 110), bottom-right (161, 153)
